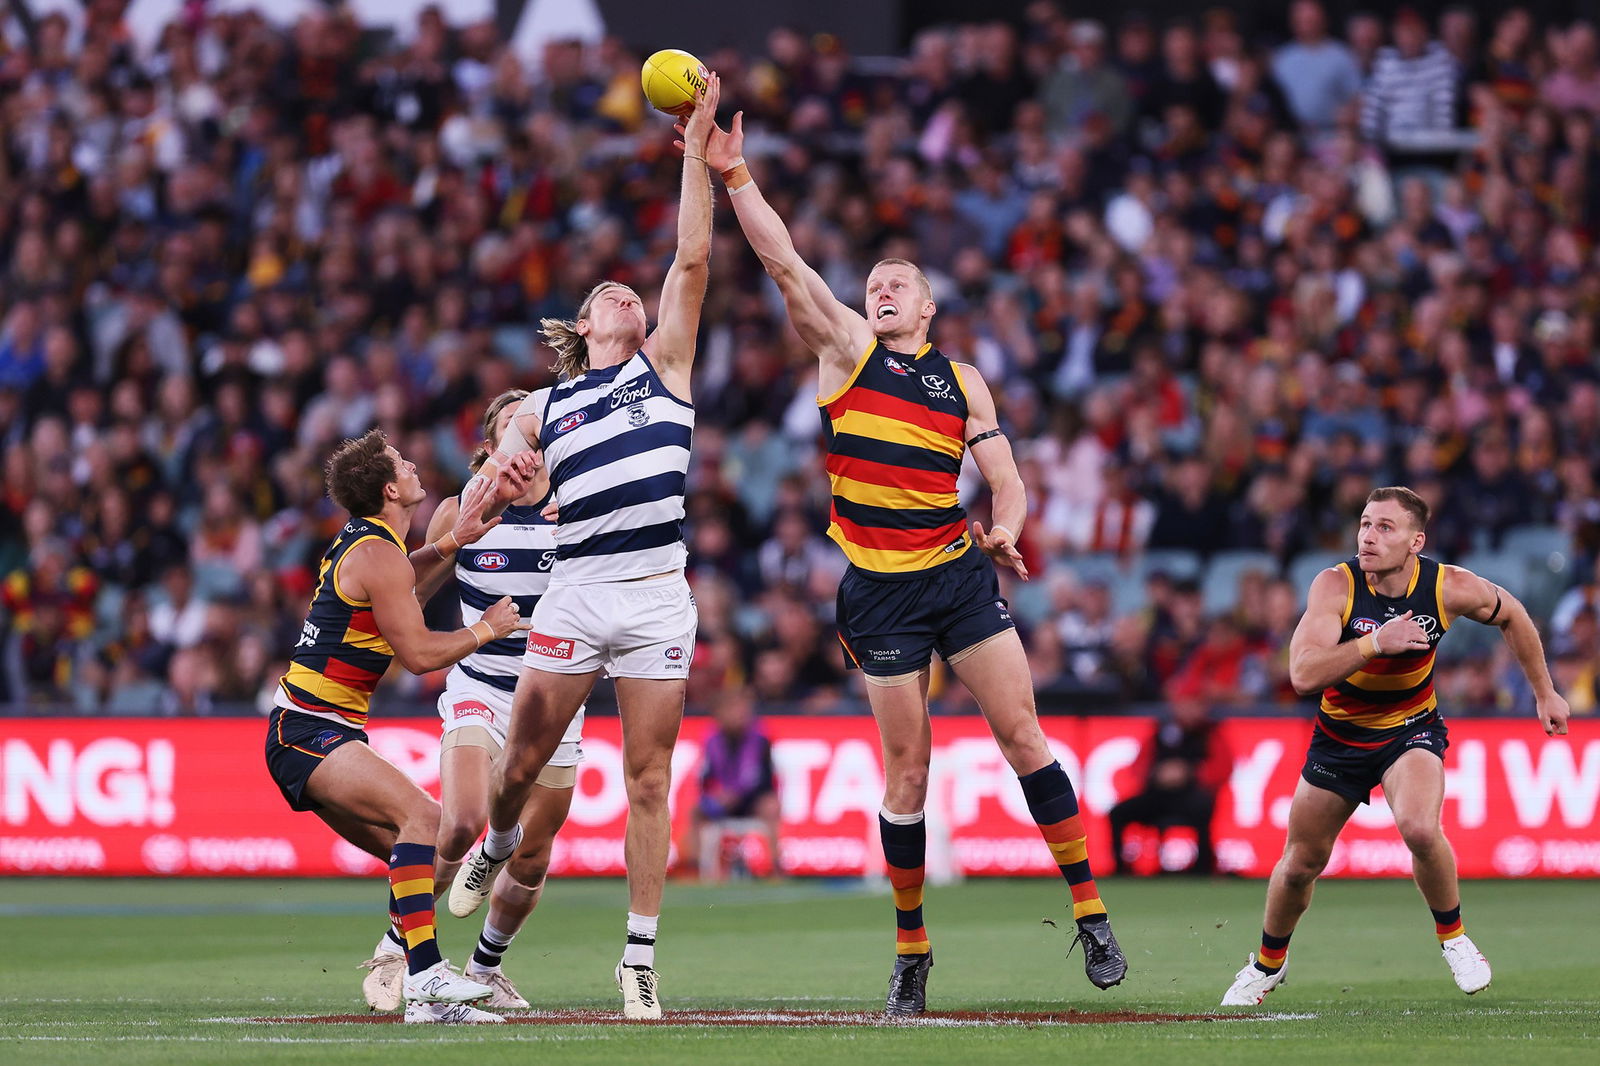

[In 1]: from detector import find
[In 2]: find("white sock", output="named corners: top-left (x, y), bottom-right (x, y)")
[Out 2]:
top-left (623, 911), bottom-right (658, 968)
top-left (483, 825), bottom-right (521, 862)
top-left (375, 928), bottom-right (405, 956)
top-left (880, 807), bottom-right (925, 826)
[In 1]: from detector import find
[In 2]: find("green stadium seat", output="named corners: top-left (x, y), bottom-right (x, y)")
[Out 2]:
top-left (1289, 551), bottom-right (1349, 606)
top-left (1201, 550), bottom-right (1278, 614)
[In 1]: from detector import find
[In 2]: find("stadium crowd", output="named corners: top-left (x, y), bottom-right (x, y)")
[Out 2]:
top-left (4, 1), bottom-right (1600, 717)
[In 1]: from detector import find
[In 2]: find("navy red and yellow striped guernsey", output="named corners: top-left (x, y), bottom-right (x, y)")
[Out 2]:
top-left (1319, 555), bottom-right (1451, 748)
top-left (276, 516), bottom-right (404, 728)
top-left (819, 341), bottom-right (971, 578)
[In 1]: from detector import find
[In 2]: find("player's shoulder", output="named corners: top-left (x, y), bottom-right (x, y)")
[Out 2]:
top-left (1306, 563), bottom-right (1353, 602)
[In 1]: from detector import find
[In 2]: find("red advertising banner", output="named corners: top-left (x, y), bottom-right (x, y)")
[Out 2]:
top-left (0, 716), bottom-right (1594, 878)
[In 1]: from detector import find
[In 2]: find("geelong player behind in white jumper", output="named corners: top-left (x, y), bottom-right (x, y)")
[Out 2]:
top-left (450, 72), bottom-right (724, 1020)
top-left (357, 390), bottom-right (586, 1013)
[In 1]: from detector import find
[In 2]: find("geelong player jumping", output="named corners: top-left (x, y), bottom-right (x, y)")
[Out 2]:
top-left (358, 391), bottom-right (585, 1013)
top-left (701, 109), bottom-right (1127, 1014)
top-left (1221, 486), bottom-right (1570, 1006)
top-left (449, 74), bottom-right (722, 1020)
top-left (265, 430), bottom-right (533, 1024)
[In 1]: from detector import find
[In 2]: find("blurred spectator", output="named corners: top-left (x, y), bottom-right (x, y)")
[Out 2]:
top-left (1108, 693), bottom-right (1231, 874)
top-left (1041, 21), bottom-right (1132, 138)
top-left (680, 687), bottom-right (781, 877)
top-left (1272, 0), bottom-right (1363, 130)
top-left (1360, 9), bottom-right (1460, 147)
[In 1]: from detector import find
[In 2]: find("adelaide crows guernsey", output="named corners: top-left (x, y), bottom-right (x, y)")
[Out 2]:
top-left (819, 341), bottom-right (971, 579)
top-left (276, 515), bottom-right (405, 728)
top-left (1319, 555), bottom-right (1451, 748)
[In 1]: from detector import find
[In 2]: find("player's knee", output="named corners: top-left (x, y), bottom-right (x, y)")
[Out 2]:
top-left (402, 796), bottom-right (442, 842)
top-left (992, 721), bottom-right (1049, 772)
top-left (1395, 816), bottom-right (1443, 854)
top-left (1280, 846), bottom-right (1328, 886)
top-left (508, 850), bottom-right (551, 888)
top-left (437, 817), bottom-right (482, 862)
top-left (626, 764), bottom-right (671, 810)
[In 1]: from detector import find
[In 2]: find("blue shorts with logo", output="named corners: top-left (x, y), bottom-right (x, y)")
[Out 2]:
top-left (264, 706), bottom-right (368, 812)
top-left (836, 545), bottom-right (1015, 676)
top-left (1301, 715), bottom-right (1449, 805)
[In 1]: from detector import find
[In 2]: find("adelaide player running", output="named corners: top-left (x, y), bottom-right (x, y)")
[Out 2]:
top-left (448, 74), bottom-right (723, 1020)
top-left (357, 391), bottom-right (586, 1013)
top-left (1222, 486), bottom-right (1570, 1006)
top-left (265, 430), bottom-right (534, 1024)
top-left (701, 110), bottom-right (1126, 1014)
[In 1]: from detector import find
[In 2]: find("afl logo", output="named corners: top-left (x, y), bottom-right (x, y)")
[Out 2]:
top-left (664, 646), bottom-right (686, 661)
top-left (1351, 617), bottom-right (1380, 634)
top-left (554, 410), bottom-right (587, 434)
top-left (884, 357), bottom-right (910, 376)
top-left (475, 552), bottom-right (509, 571)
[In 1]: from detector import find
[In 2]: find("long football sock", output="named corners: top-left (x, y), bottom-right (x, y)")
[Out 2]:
top-left (880, 809), bottom-right (930, 955)
top-left (389, 842), bottom-right (444, 975)
top-left (1018, 762), bottom-right (1107, 927)
top-left (470, 920), bottom-right (516, 973)
top-left (1431, 904), bottom-right (1464, 943)
top-left (623, 911), bottom-right (658, 968)
top-left (1256, 930), bottom-right (1291, 974)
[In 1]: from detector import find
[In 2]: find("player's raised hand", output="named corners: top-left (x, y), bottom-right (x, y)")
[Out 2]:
top-left (972, 520), bottom-right (1028, 581)
top-left (1374, 610), bottom-right (1429, 654)
top-left (675, 93), bottom-right (743, 172)
top-left (677, 71), bottom-right (721, 155)
top-left (481, 595), bottom-right (531, 640)
top-left (1537, 690), bottom-right (1571, 736)
top-left (493, 450), bottom-right (541, 505)
top-left (452, 475), bottom-right (502, 548)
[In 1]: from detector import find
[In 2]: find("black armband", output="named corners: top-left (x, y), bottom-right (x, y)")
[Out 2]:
top-left (966, 428), bottom-right (1003, 448)
top-left (1485, 587), bottom-right (1504, 627)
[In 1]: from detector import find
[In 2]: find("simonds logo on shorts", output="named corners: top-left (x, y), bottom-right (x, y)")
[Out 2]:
top-left (527, 632), bottom-right (575, 659)
top-left (452, 699), bottom-right (492, 721)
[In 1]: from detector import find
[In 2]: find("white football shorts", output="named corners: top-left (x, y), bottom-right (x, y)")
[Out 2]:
top-left (522, 572), bottom-right (697, 680)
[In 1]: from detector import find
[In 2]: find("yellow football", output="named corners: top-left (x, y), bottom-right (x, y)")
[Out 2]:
top-left (641, 48), bottom-right (708, 116)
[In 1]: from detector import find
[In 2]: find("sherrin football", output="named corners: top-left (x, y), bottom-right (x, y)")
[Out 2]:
top-left (641, 48), bottom-right (708, 116)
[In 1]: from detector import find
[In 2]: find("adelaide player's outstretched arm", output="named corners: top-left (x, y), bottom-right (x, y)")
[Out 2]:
top-left (696, 114), bottom-right (870, 376)
top-left (1443, 565), bottom-right (1571, 735)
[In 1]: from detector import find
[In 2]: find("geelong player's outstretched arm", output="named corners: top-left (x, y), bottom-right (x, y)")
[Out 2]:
top-left (953, 362), bottom-right (1028, 580)
top-left (699, 114), bottom-right (869, 376)
top-left (341, 539), bottom-right (529, 674)
top-left (1289, 568), bottom-right (1429, 694)
top-left (647, 74), bottom-right (719, 399)
top-left (1443, 566), bottom-right (1571, 735)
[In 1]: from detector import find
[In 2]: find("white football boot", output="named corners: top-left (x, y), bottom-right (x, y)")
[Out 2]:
top-left (1441, 935), bottom-right (1492, 994)
top-left (616, 960), bottom-right (663, 1020)
top-left (464, 967), bottom-right (531, 1009)
top-left (403, 959), bottom-right (494, 1004)
top-left (449, 830), bottom-right (521, 918)
top-left (1220, 954), bottom-right (1289, 1006)
top-left (404, 1001), bottom-right (505, 1024)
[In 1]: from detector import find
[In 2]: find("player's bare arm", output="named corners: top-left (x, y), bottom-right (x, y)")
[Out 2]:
top-left (342, 540), bottom-right (528, 674)
top-left (1288, 568), bottom-right (1430, 694)
top-left (1442, 565), bottom-right (1571, 736)
top-left (702, 111), bottom-right (871, 387)
top-left (647, 73), bottom-right (718, 401)
top-left (412, 497), bottom-right (460, 605)
top-left (953, 362), bottom-right (1028, 580)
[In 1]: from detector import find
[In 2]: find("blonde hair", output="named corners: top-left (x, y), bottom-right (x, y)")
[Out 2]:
top-left (540, 281), bottom-right (634, 381)
top-left (871, 258), bottom-right (932, 301)
top-left (469, 388), bottom-right (531, 473)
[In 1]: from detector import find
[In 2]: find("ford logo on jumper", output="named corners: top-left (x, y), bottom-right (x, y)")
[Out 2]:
top-left (611, 380), bottom-right (654, 408)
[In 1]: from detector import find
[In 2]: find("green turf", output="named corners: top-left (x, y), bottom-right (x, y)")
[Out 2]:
top-left (0, 877), bottom-right (1595, 1064)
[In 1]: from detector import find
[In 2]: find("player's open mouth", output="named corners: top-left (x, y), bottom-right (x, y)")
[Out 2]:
top-left (877, 305), bottom-right (898, 320)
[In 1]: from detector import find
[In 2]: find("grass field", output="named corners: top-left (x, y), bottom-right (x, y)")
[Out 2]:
top-left (1, 876), bottom-right (1595, 1064)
